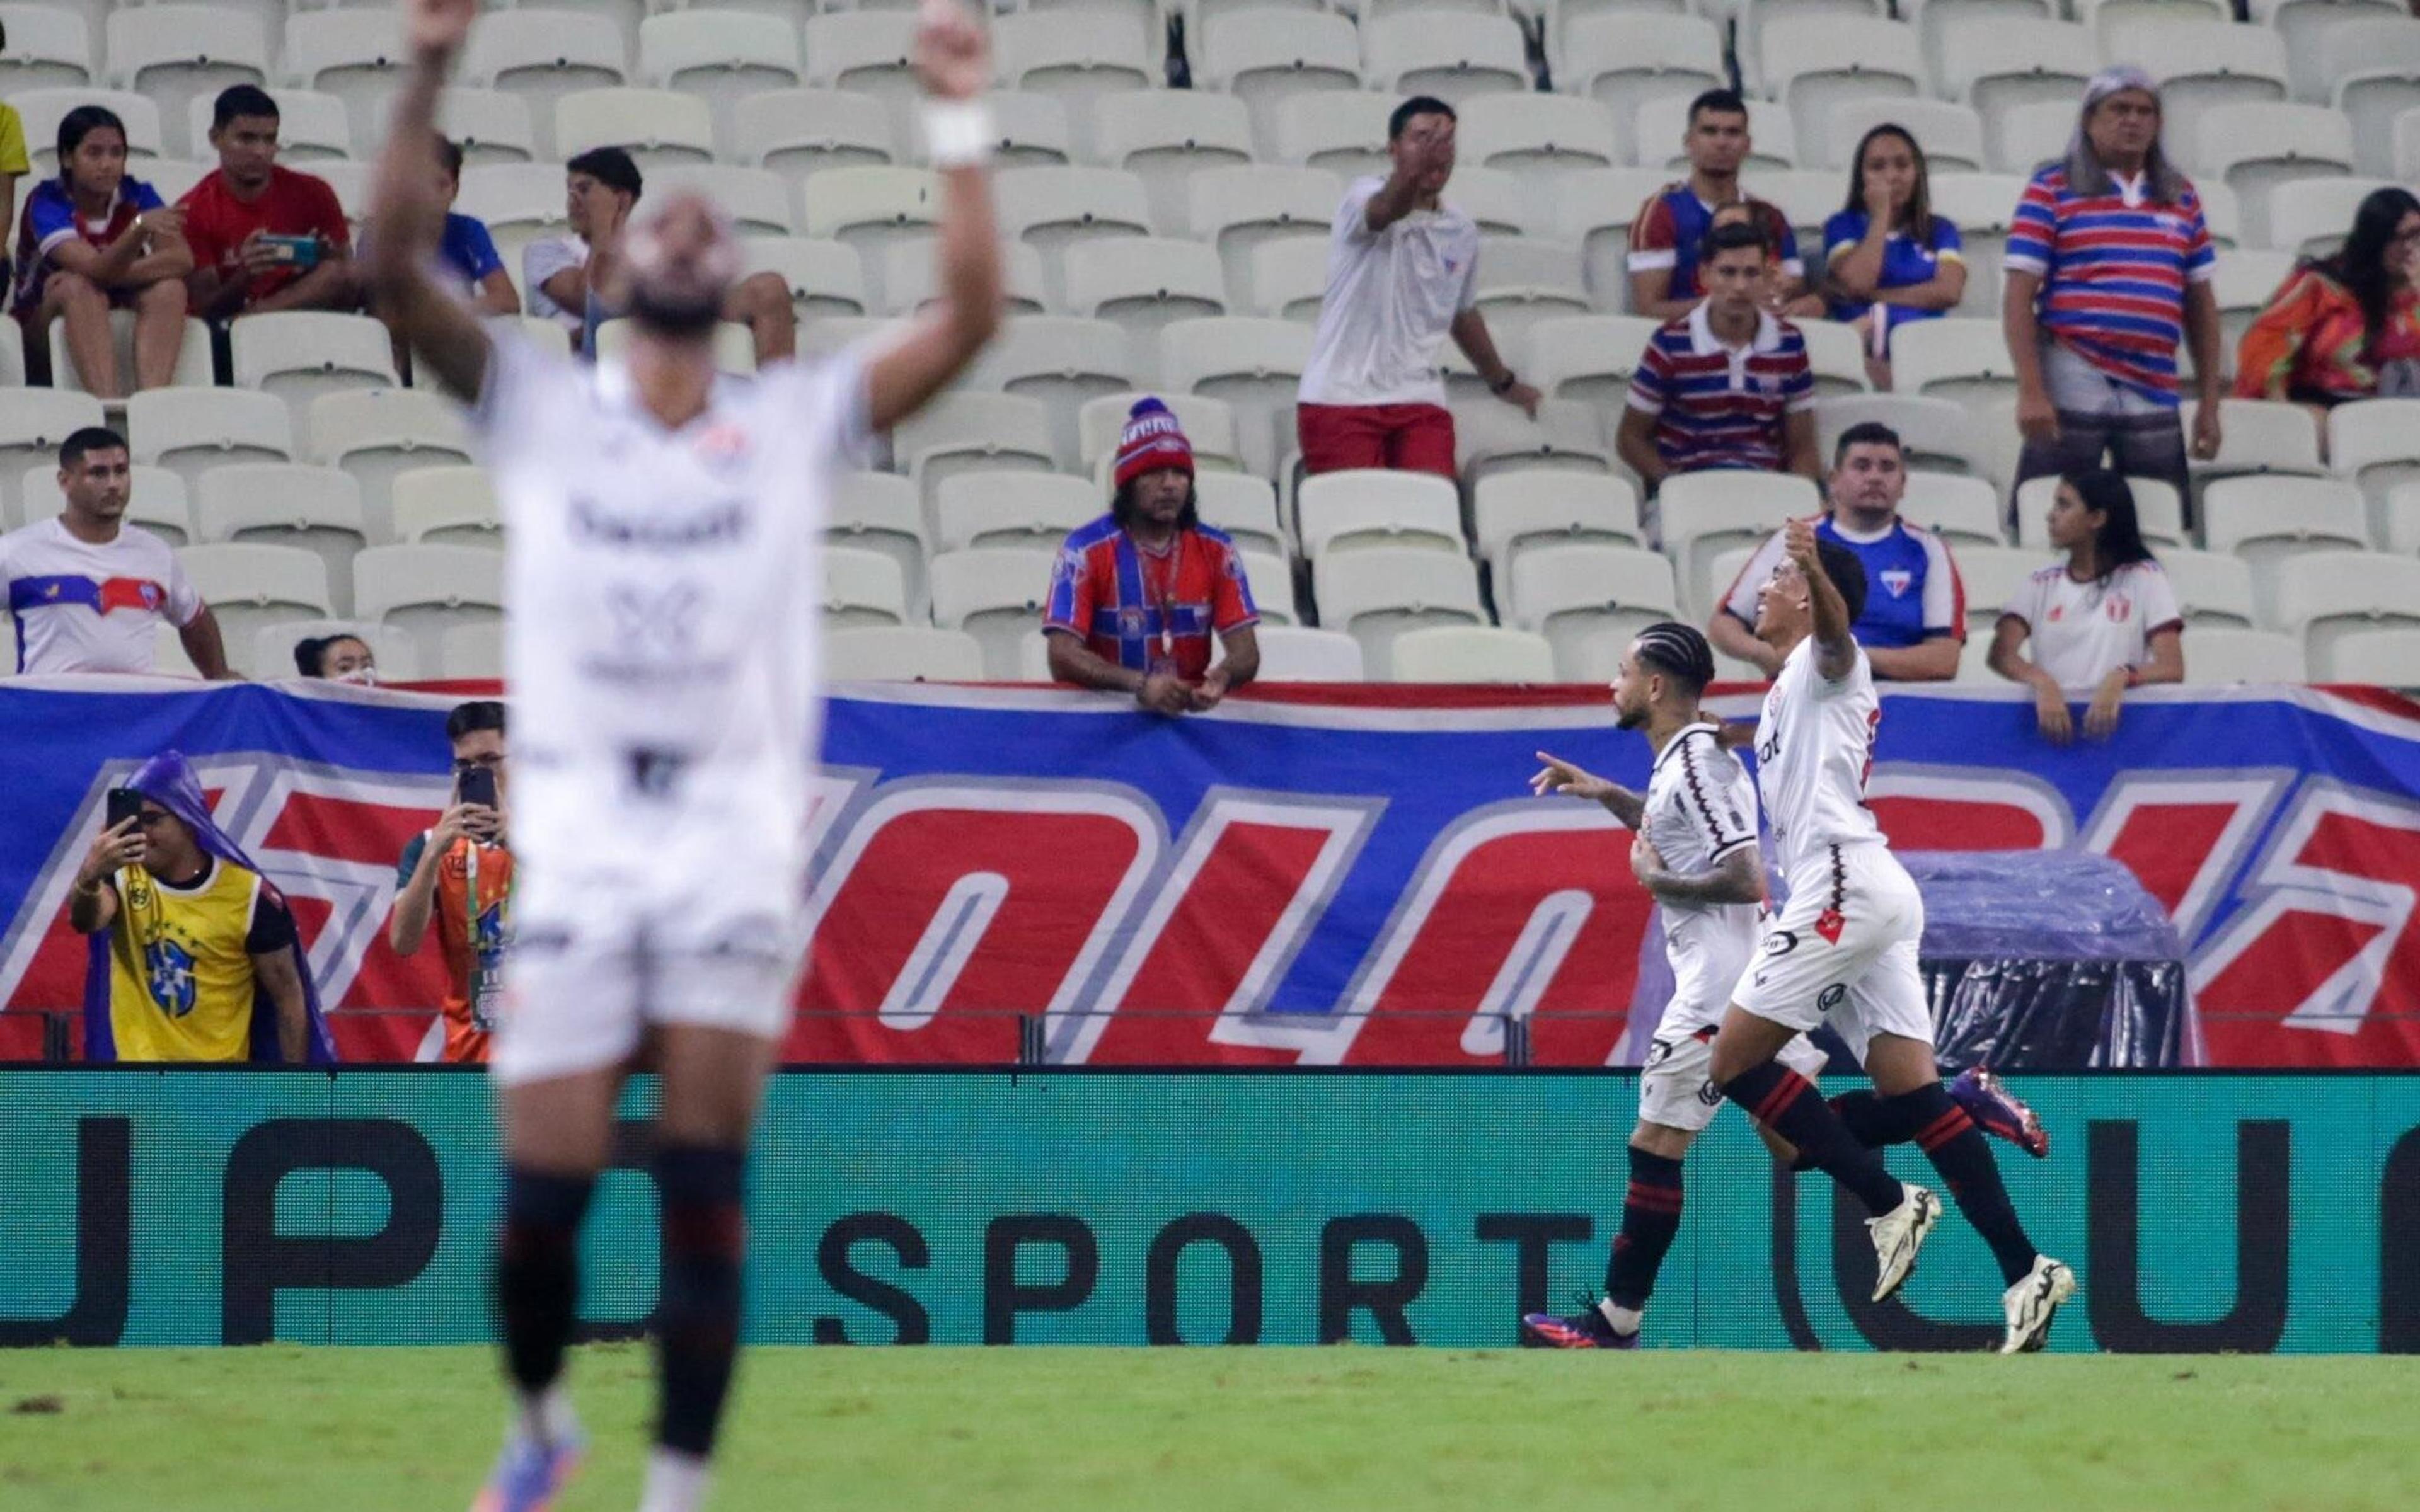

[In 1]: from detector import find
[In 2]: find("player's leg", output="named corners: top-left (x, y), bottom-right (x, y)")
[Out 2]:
top-left (1522, 1120), bottom-right (1692, 1349)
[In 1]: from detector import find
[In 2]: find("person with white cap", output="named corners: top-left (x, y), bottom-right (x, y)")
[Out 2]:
top-left (2002, 65), bottom-right (2223, 505)
top-left (1045, 398), bottom-right (1262, 714)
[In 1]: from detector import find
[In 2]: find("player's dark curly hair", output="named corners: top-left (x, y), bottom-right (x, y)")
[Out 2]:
top-left (1633, 621), bottom-right (1716, 698)
top-left (1814, 538), bottom-right (1869, 624)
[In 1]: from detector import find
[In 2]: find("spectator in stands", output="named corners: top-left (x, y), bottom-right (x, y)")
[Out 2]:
top-left (524, 146), bottom-right (631, 347)
top-left (69, 749), bottom-right (320, 1063)
top-left (1046, 399), bottom-right (1261, 715)
top-left (1990, 469), bottom-right (2182, 743)
top-left (9, 105), bottom-right (192, 397)
top-left (1707, 421), bottom-right (1962, 682)
top-left (1631, 90), bottom-right (1819, 323)
top-left (2003, 67), bottom-right (2222, 505)
top-left (180, 84), bottom-right (359, 321)
top-left (292, 632), bottom-right (376, 684)
top-left (1822, 123), bottom-right (1967, 391)
top-left (529, 146), bottom-right (796, 365)
top-left (389, 700), bottom-right (510, 1063)
top-left (2232, 186), bottom-right (2420, 442)
top-left (428, 135), bottom-right (517, 316)
top-left (0, 427), bottom-right (229, 677)
top-left (0, 21), bottom-right (28, 290)
top-left (1295, 96), bottom-right (1540, 479)
top-left (1616, 221), bottom-right (1819, 498)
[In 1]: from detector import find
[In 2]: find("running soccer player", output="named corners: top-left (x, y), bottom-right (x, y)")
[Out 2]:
top-left (1517, 624), bottom-right (2048, 1349)
top-left (1518, 623), bottom-right (1828, 1349)
top-left (1708, 519), bottom-right (2074, 1354)
top-left (365, 3), bottom-right (1002, 1508)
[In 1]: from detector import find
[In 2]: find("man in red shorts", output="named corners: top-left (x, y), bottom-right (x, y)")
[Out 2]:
top-left (1294, 96), bottom-right (1539, 481)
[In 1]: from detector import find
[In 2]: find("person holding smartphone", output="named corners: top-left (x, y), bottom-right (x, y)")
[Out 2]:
top-left (180, 84), bottom-right (359, 321)
top-left (389, 700), bottom-right (510, 1063)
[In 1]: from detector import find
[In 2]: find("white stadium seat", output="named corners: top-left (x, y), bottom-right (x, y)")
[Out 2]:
top-left (1155, 316), bottom-right (1315, 479)
top-left (2262, 176), bottom-right (2401, 259)
top-left (1797, 319), bottom-right (1873, 398)
top-left (1189, 164), bottom-right (1342, 299)
top-left (0, 4), bottom-right (94, 93)
top-left (826, 471), bottom-right (930, 616)
top-left (1076, 392), bottom-right (1244, 475)
top-left (179, 541), bottom-right (335, 654)
top-left (2182, 398), bottom-right (2326, 482)
top-left (193, 464), bottom-right (369, 616)
top-left (1889, 318), bottom-right (2020, 408)
top-left (1557, 14), bottom-right (1726, 146)
top-left (1269, 89), bottom-right (1395, 177)
top-left (994, 166), bottom-right (1155, 275)
top-left (1250, 625), bottom-right (1366, 681)
top-left (306, 388), bottom-right (475, 541)
top-left (650, 163), bottom-right (796, 238)
top-left (1390, 626), bottom-right (1558, 684)
top-left (2203, 476), bottom-right (2371, 576)
top-left (804, 12), bottom-right (919, 96)
top-left (1471, 472), bottom-right (1644, 578)
top-left (231, 314), bottom-right (401, 421)
top-left (2106, 17), bottom-right (2288, 154)
top-left (2319, 627), bottom-right (2420, 687)
top-left (2323, 18), bottom-right (2420, 178)
top-left (1824, 98), bottom-right (1986, 174)
top-left (1814, 394), bottom-right (1987, 478)
top-left (1312, 546), bottom-right (1486, 677)
top-left (799, 166), bottom-right (942, 304)
top-left (962, 317), bottom-right (1139, 464)
top-left (390, 466), bottom-right (502, 550)
top-left (2256, 0), bottom-right (2407, 107)
top-left (46, 312), bottom-right (214, 397)
top-left (824, 626), bottom-right (988, 683)
top-left (1092, 89), bottom-right (1257, 231)
top-left (1470, 238), bottom-right (1592, 348)
top-left (287, 10), bottom-right (414, 147)
top-left (105, 4), bottom-right (268, 159)
top-left (1241, 547), bottom-right (1298, 624)
top-left (822, 543), bottom-right (911, 626)
top-left (1201, 9), bottom-right (1363, 128)
top-left (439, 622), bottom-right (505, 681)
top-left (1898, 474), bottom-right (2006, 550)
top-left (930, 546), bottom-right (1059, 677)
top-left (462, 8), bottom-right (628, 159)
top-left (1249, 236), bottom-right (1332, 321)
top-left (2210, 249), bottom-right (2300, 355)
top-left (1455, 93), bottom-right (1623, 179)
top-left (352, 543), bottom-right (506, 670)
top-left (1444, 164), bottom-right (1540, 237)
top-left (126, 389), bottom-right (296, 500)
top-left (935, 471), bottom-right (1099, 553)
top-left (1934, 17), bottom-right (2099, 119)
top-left (2159, 547), bottom-right (2259, 628)
top-left (895, 391), bottom-right (1063, 506)
top-left (1952, 546), bottom-right (2043, 633)
top-left (1526, 314), bottom-right (1662, 406)
top-left (1988, 98), bottom-right (2077, 176)
top-left (0, 390), bottom-right (107, 525)
top-left (1504, 542), bottom-right (1681, 680)
top-left (2180, 627), bottom-right (2308, 685)
top-left (1192, 471), bottom-right (1288, 555)
top-left (1555, 167), bottom-right (1693, 309)
top-left (2328, 399), bottom-right (2420, 541)
top-left (971, 90), bottom-right (1074, 167)
top-left (1657, 472), bottom-right (1820, 619)
top-left (744, 236), bottom-right (870, 321)
top-left (18, 464), bottom-right (191, 546)
top-left (1295, 470), bottom-right (1466, 558)
top-left (637, 9), bottom-right (803, 155)
top-left (1452, 398), bottom-right (1618, 488)
top-left (2194, 103), bottom-right (2354, 249)
top-left (1760, 16), bottom-right (1925, 171)
top-left (2267, 550), bottom-right (2420, 667)
top-left (993, 10), bottom-right (1154, 105)
top-left (735, 89), bottom-right (898, 175)
top-left (553, 87), bottom-right (716, 170)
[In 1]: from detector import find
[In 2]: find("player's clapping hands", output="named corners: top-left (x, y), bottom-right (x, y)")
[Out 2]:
top-left (914, 0), bottom-right (991, 101)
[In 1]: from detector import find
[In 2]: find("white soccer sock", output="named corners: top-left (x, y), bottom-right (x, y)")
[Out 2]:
top-left (639, 1448), bottom-right (712, 1512)
top-left (1598, 1299), bottom-right (1643, 1335)
top-left (513, 1383), bottom-right (578, 1447)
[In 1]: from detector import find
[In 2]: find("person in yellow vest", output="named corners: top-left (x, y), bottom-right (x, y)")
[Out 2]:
top-left (389, 699), bottom-right (511, 1063)
top-left (69, 759), bottom-right (313, 1062)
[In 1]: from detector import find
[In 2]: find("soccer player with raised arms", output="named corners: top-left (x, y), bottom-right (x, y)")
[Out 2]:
top-left (363, 1), bottom-right (1003, 1507)
top-left (1712, 519), bottom-right (2075, 1353)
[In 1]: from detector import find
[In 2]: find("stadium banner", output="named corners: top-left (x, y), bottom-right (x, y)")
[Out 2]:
top-left (2, 1068), bottom-right (2416, 1352)
top-left (5, 677), bottom-right (2420, 1068)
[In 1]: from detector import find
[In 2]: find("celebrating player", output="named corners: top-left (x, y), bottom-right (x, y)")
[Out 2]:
top-left (1518, 623), bottom-right (1829, 1349)
top-left (364, 1), bottom-right (1002, 1508)
top-left (1709, 519), bottom-right (2074, 1354)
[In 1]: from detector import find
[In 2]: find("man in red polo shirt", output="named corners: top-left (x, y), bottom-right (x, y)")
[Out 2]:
top-left (180, 85), bottom-right (359, 321)
top-left (1044, 399), bottom-right (1261, 715)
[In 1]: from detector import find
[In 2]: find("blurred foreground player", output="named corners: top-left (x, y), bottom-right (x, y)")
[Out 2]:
top-left (1519, 625), bottom-right (2044, 1349)
top-left (364, 2), bottom-right (1003, 1508)
top-left (1711, 521), bottom-right (2073, 1353)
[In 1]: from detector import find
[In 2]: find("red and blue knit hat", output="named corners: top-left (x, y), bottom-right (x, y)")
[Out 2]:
top-left (1114, 397), bottom-right (1194, 490)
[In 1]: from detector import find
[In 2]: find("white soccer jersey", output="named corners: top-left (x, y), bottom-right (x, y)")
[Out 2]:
top-left (0, 517), bottom-right (201, 675)
top-left (1640, 721), bottom-right (1763, 1034)
top-left (2000, 558), bottom-right (2182, 689)
top-left (1753, 634), bottom-right (1886, 885)
top-left (466, 336), bottom-right (872, 922)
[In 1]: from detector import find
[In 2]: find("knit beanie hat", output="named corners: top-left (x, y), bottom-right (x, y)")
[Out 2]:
top-left (1114, 397), bottom-right (1194, 490)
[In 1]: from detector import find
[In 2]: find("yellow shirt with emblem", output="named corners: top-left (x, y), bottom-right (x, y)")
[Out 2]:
top-left (106, 859), bottom-right (267, 1063)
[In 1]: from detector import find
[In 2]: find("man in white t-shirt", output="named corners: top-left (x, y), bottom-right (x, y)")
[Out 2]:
top-left (1294, 95), bottom-right (1540, 480)
top-left (0, 427), bottom-right (229, 677)
top-left (367, 1), bottom-right (1002, 1508)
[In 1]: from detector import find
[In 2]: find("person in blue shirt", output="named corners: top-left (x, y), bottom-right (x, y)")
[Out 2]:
top-left (1820, 124), bottom-right (1966, 391)
top-left (1708, 421), bottom-right (1964, 681)
top-left (430, 134), bottom-right (517, 316)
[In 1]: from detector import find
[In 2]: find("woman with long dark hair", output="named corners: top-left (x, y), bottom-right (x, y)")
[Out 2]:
top-left (2233, 186), bottom-right (2420, 438)
top-left (1820, 123), bottom-right (1967, 391)
top-left (8, 105), bottom-right (191, 396)
top-left (1990, 469), bottom-right (2185, 743)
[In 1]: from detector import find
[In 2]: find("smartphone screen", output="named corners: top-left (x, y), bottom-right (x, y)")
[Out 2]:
top-left (458, 767), bottom-right (498, 811)
top-left (106, 788), bottom-right (145, 830)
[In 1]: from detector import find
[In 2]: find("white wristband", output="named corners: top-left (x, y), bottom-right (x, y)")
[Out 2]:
top-left (921, 100), bottom-right (996, 169)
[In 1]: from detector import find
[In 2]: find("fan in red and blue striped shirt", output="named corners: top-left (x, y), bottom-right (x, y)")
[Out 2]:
top-left (1620, 226), bottom-right (1819, 481)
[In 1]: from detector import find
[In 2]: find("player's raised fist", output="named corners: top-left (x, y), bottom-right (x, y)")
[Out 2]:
top-left (402, 0), bottom-right (478, 55)
top-left (914, 0), bottom-right (991, 101)
top-left (1783, 516), bottom-right (1821, 575)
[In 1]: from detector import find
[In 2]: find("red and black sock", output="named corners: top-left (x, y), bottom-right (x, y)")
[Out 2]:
top-left (497, 1167), bottom-right (594, 1399)
top-left (1604, 1147), bottom-right (1685, 1312)
top-left (654, 1143), bottom-right (747, 1459)
top-left (1893, 1084), bottom-right (2038, 1286)
top-left (1724, 1060), bottom-right (1906, 1215)
top-left (1788, 1089), bottom-right (1928, 1171)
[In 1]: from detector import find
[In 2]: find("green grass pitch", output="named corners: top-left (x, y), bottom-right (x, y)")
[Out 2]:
top-left (4, 1347), bottom-right (2419, 1511)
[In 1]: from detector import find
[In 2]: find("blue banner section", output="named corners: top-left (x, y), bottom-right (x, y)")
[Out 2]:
top-left (4, 679), bottom-right (2420, 1067)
